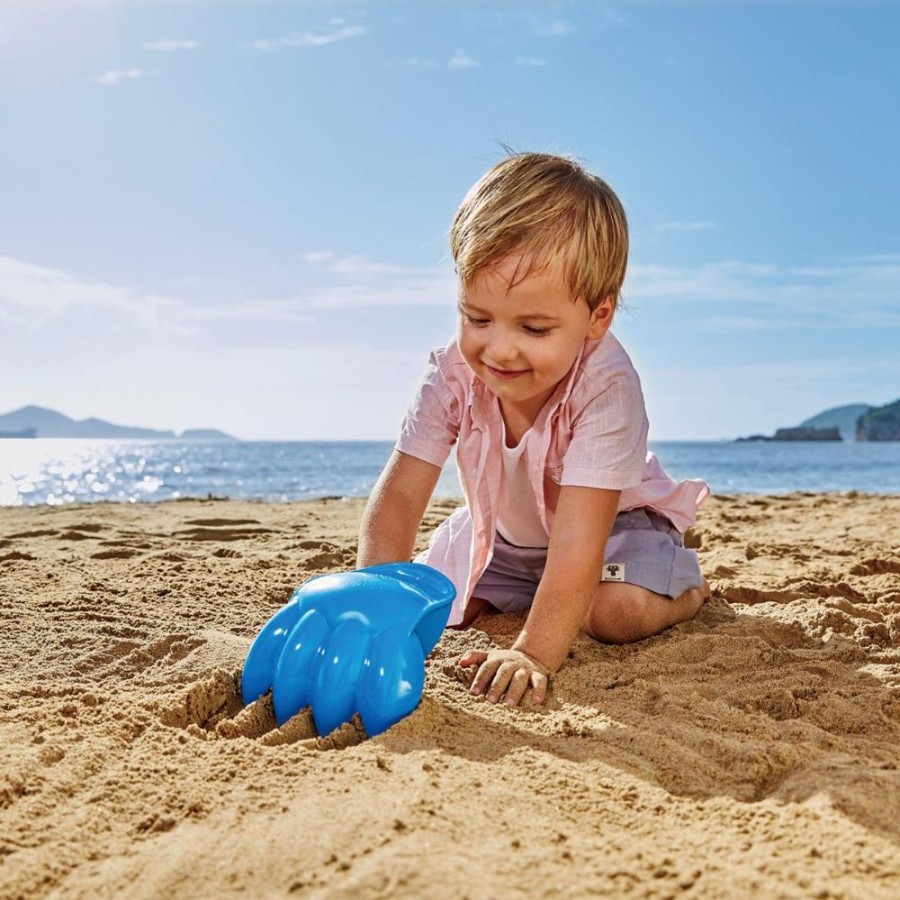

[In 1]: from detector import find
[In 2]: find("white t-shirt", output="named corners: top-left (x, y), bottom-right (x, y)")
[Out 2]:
top-left (496, 421), bottom-right (550, 549)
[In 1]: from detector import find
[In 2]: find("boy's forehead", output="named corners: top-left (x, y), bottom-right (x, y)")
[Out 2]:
top-left (465, 252), bottom-right (573, 296)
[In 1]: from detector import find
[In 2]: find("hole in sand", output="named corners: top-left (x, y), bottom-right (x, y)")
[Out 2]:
top-left (157, 669), bottom-right (366, 750)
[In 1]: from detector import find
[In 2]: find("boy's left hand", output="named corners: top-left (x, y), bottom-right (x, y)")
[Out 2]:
top-left (459, 649), bottom-right (552, 707)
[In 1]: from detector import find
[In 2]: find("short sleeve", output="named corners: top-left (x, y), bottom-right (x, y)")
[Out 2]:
top-left (559, 373), bottom-right (649, 490)
top-left (395, 348), bottom-right (462, 469)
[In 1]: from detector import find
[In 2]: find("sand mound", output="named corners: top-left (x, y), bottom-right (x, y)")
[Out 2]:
top-left (1, 493), bottom-right (898, 897)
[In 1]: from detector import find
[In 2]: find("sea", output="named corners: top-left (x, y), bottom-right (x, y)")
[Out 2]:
top-left (1, 438), bottom-right (899, 507)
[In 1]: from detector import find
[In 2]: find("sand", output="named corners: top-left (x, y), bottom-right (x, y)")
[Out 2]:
top-left (1, 492), bottom-right (899, 898)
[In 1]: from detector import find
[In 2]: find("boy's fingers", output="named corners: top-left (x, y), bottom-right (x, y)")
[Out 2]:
top-left (530, 672), bottom-right (550, 705)
top-left (485, 662), bottom-right (517, 703)
top-left (464, 651), bottom-right (551, 703)
top-left (459, 650), bottom-right (487, 668)
top-left (470, 658), bottom-right (501, 695)
top-left (504, 669), bottom-right (531, 706)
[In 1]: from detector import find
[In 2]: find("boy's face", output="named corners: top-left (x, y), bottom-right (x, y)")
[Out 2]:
top-left (457, 254), bottom-right (613, 424)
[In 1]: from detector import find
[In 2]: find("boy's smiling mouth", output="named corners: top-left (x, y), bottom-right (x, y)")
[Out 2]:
top-left (485, 364), bottom-right (529, 380)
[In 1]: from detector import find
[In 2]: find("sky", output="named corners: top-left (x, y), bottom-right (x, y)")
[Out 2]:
top-left (1, 0), bottom-right (898, 441)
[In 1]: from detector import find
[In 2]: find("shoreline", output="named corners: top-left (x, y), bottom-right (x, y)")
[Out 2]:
top-left (2, 493), bottom-right (899, 897)
top-left (2, 484), bottom-right (899, 511)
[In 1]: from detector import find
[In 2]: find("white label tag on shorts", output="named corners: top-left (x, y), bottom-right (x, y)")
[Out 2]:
top-left (602, 563), bottom-right (625, 582)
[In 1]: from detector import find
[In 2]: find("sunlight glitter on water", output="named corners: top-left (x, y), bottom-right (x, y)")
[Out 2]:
top-left (0, 440), bottom-right (176, 506)
top-left (2, 438), bottom-right (897, 506)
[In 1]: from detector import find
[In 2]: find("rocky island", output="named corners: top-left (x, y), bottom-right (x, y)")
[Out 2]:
top-left (737, 426), bottom-right (842, 442)
top-left (737, 400), bottom-right (900, 442)
top-left (856, 399), bottom-right (900, 441)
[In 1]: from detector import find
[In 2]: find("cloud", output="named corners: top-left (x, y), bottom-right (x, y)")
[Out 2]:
top-left (92, 68), bottom-right (147, 86)
top-left (300, 252), bottom-right (411, 278)
top-left (143, 39), bottom-right (199, 52)
top-left (533, 18), bottom-right (575, 37)
top-left (182, 299), bottom-right (315, 326)
top-left (448, 49), bottom-right (479, 69)
top-left (0, 252), bottom-right (453, 339)
top-left (251, 25), bottom-right (365, 52)
top-left (484, 8), bottom-right (625, 40)
top-left (9, 250), bottom-right (895, 356)
top-left (295, 253), bottom-right (900, 325)
top-left (390, 50), bottom-right (478, 71)
top-left (844, 253), bottom-right (900, 265)
top-left (294, 251), bottom-right (455, 308)
top-left (516, 57), bottom-right (548, 67)
top-left (626, 257), bottom-right (900, 329)
top-left (0, 256), bottom-right (189, 333)
top-left (386, 57), bottom-right (436, 69)
top-left (655, 220), bottom-right (719, 232)
top-left (300, 251), bottom-right (336, 265)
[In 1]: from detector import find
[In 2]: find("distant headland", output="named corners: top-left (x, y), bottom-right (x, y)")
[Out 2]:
top-left (0, 405), bottom-right (238, 441)
top-left (736, 400), bottom-right (900, 442)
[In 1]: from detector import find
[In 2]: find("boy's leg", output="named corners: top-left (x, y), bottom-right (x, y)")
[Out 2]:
top-left (582, 580), bottom-right (708, 645)
top-left (449, 595), bottom-right (493, 629)
top-left (451, 533), bottom-right (544, 629)
top-left (582, 507), bottom-right (707, 644)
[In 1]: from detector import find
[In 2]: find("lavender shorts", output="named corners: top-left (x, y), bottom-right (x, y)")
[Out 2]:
top-left (473, 508), bottom-right (703, 613)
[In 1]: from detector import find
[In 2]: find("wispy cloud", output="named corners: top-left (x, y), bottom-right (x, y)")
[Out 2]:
top-left (0, 256), bottom-right (189, 333)
top-left (9, 251), bottom-right (896, 346)
top-left (448, 49), bottom-right (479, 69)
top-left (143, 39), bottom-right (199, 52)
top-left (0, 252), bottom-right (453, 338)
top-left (844, 253), bottom-right (900, 265)
top-left (626, 257), bottom-right (900, 329)
top-left (533, 18), bottom-right (575, 37)
top-left (250, 251), bottom-right (900, 323)
top-left (485, 9), bottom-right (624, 39)
top-left (516, 57), bottom-right (548, 67)
top-left (655, 220), bottom-right (719, 232)
top-left (251, 25), bottom-right (365, 52)
top-left (294, 251), bottom-right (455, 308)
top-left (299, 251), bottom-right (411, 277)
top-left (92, 68), bottom-right (148, 86)
top-left (386, 57), bottom-right (436, 70)
top-left (389, 51), bottom-right (479, 71)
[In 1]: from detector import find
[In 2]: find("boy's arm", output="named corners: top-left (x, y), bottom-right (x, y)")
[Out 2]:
top-left (357, 450), bottom-right (442, 568)
top-left (463, 485), bottom-right (620, 704)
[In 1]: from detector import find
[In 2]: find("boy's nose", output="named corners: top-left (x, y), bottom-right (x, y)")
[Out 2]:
top-left (486, 331), bottom-right (518, 363)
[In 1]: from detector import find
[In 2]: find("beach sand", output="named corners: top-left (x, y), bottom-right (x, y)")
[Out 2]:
top-left (1, 492), bottom-right (899, 898)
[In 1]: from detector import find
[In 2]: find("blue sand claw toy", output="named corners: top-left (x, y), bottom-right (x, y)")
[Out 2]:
top-left (241, 563), bottom-right (456, 737)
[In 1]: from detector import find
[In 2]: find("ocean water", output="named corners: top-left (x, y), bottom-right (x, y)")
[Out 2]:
top-left (1, 439), bottom-right (899, 507)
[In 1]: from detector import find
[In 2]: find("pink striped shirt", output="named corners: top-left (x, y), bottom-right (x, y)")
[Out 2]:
top-left (396, 334), bottom-right (710, 626)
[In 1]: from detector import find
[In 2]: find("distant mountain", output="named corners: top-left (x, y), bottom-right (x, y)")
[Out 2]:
top-left (0, 405), bottom-right (238, 441)
top-left (857, 399), bottom-right (900, 441)
top-left (798, 404), bottom-right (873, 441)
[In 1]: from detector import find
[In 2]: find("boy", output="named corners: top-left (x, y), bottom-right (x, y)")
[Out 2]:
top-left (357, 152), bottom-right (709, 708)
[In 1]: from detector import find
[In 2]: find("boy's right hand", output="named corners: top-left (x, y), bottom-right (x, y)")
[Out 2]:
top-left (459, 648), bottom-right (551, 707)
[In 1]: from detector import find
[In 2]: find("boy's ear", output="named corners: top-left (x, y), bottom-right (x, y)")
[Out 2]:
top-left (586, 295), bottom-right (615, 340)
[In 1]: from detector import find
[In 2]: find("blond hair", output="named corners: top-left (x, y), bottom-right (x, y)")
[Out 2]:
top-left (450, 151), bottom-right (628, 311)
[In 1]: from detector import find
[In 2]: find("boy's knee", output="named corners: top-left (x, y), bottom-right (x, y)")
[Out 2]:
top-left (585, 583), bottom-right (706, 644)
top-left (583, 587), bottom-right (655, 644)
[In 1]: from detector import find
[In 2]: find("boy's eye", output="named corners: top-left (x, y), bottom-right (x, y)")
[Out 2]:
top-left (462, 313), bottom-right (489, 326)
top-left (524, 325), bottom-right (551, 336)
